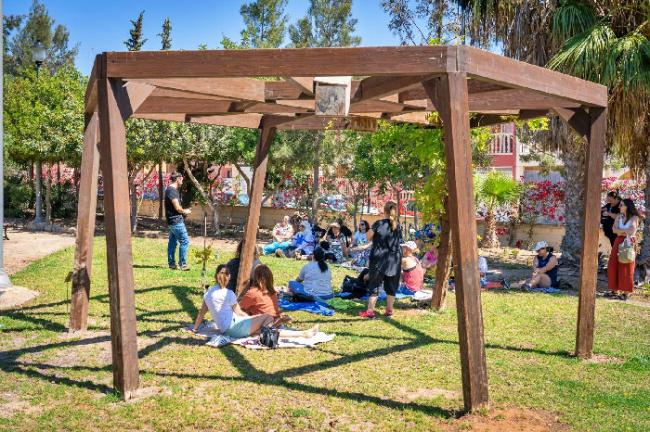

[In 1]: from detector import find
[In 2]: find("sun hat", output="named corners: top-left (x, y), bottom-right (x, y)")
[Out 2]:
top-left (401, 240), bottom-right (418, 251)
top-left (533, 240), bottom-right (549, 251)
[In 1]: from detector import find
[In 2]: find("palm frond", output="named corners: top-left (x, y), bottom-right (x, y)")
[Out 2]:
top-left (547, 23), bottom-right (617, 84)
top-left (552, 0), bottom-right (597, 43)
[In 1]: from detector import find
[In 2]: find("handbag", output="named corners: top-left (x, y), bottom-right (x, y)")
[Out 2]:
top-left (617, 237), bottom-right (636, 264)
top-left (259, 325), bottom-right (280, 349)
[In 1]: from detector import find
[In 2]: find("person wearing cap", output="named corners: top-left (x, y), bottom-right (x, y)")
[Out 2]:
top-left (522, 241), bottom-right (558, 290)
top-left (165, 172), bottom-right (192, 270)
top-left (400, 241), bottom-right (424, 293)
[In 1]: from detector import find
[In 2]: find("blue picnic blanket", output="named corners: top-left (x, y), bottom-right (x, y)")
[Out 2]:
top-left (337, 285), bottom-right (416, 301)
top-left (529, 287), bottom-right (562, 294)
top-left (279, 298), bottom-right (334, 316)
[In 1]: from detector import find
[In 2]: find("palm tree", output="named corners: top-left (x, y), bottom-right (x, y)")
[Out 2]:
top-left (475, 170), bottom-right (522, 248)
top-left (454, 0), bottom-right (648, 266)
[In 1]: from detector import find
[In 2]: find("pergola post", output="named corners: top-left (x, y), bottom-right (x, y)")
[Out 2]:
top-left (97, 77), bottom-right (140, 398)
top-left (69, 112), bottom-right (100, 331)
top-left (424, 74), bottom-right (489, 411)
top-left (237, 122), bottom-right (276, 295)
top-left (576, 108), bottom-right (606, 358)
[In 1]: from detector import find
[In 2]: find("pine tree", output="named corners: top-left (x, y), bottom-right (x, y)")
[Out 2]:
top-left (158, 17), bottom-right (172, 50)
top-left (125, 10), bottom-right (147, 51)
top-left (288, 0), bottom-right (361, 48)
top-left (240, 0), bottom-right (287, 48)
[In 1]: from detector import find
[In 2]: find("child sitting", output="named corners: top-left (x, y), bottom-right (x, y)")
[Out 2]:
top-left (400, 241), bottom-right (425, 293)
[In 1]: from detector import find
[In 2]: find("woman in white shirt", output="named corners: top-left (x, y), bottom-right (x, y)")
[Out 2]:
top-left (191, 264), bottom-right (319, 339)
top-left (288, 247), bottom-right (333, 300)
top-left (350, 220), bottom-right (372, 267)
top-left (606, 198), bottom-right (640, 300)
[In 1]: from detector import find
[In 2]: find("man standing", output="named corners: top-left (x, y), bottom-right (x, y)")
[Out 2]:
top-left (165, 172), bottom-right (192, 270)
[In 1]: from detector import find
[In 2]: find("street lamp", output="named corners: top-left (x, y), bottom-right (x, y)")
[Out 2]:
top-left (32, 40), bottom-right (47, 72)
top-left (32, 40), bottom-right (47, 225)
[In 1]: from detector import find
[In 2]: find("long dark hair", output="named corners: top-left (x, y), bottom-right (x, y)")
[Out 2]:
top-left (214, 264), bottom-right (231, 288)
top-left (250, 264), bottom-right (275, 294)
top-left (358, 220), bottom-right (369, 232)
top-left (622, 198), bottom-right (640, 222)
top-left (313, 246), bottom-right (328, 273)
top-left (235, 240), bottom-right (258, 259)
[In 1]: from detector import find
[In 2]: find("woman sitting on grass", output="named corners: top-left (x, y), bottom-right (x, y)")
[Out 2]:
top-left (284, 220), bottom-right (316, 259)
top-left (522, 241), bottom-right (558, 290)
top-left (350, 220), bottom-right (372, 267)
top-left (240, 265), bottom-right (281, 318)
top-left (400, 241), bottom-right (424, 294)
top-left (191, 264), bottom-right (319, 339)
top-left (288, 247), bottom-right (334, 300)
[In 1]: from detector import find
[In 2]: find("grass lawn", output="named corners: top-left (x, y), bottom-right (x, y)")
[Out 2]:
top-left (1, 237), bottom-right (649, 431)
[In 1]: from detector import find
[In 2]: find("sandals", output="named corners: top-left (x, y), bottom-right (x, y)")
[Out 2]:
top-left (384, 309), bottom-right (394, 318)
top-left (359, 310), bottom-right (376, 319)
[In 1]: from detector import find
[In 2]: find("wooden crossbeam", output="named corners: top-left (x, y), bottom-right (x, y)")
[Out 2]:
top-left (284, 77), bottom-right (314, 95)
top-left (190, 113), bottom-right (265, 128)
top-left (135, 97), bottom-right (234, 114)
top-left (105, 46), bottom-right (452, 79)
top-left (128, 77), bottom-right (266, 102)
top-left (151, 87), bottom-right (233, 101)
top-left (459, 46), bottom-right (608, 107)
top-left (351, 75), bottom-right (432, 102)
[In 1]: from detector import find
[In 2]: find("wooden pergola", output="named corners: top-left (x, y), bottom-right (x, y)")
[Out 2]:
top-left (69, 46), bottom-right (607, 410)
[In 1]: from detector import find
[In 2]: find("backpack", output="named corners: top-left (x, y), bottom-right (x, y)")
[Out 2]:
top-left (259, 325), bottom-right (280, 349)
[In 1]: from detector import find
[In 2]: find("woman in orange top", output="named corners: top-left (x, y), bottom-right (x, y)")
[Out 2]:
top-left (240, 264), bottom-right (281, 318)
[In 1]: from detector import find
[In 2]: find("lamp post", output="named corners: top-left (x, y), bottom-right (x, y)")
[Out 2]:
top-left (0, 11), bottom-right (10, 287)
top-left (32, 41), bottom-right (47, 225)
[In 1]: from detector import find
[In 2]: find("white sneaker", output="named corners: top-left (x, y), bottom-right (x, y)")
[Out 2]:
top-left (207, 334), bottom-right (232, 348)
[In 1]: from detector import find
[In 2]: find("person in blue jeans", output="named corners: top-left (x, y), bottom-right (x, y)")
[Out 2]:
top-left (262, 215), bottom-right (294, 255)
top-left (165, 172), bottom-right (192, 270)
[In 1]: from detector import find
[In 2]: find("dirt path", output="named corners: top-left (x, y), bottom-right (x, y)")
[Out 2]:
top-left (3, 228), bottom-right (240, 276)
top-left (3, 230), bottom-right (76, 275)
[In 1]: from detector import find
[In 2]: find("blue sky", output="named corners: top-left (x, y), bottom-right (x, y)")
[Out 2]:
top-left (4, 0), bottom-right (402, 76)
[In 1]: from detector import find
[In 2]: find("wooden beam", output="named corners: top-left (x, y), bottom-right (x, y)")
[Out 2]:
top-left (470, 110), bottom-right (549, 128)
top-left (553, 107), bottom-right (590, 136)
top-left (423, 74), bottom-right (489, 411)
top-left (275, 115), bottom-right (378, 131)
top-left (237, 124), bottom-right (276, 295)
top-left (459, 46), bottom-right (608, 107)
top-left (129, 77), bottom-right (265, 101)
top-left (350, 99), bottom-right (422, 113)
top-left (105, 46), bottom-right (452, 79)
top-left (132, 113), bottom-right (186, 122)
top-left (84, 55), bottom-right (102, 113)
top-left (190, 113), bottom-right (264, 128)
top-left (150, 87), bottom-right (231, 101)
top-left (284, 77), bottom-right (314, 95)
top-left (469, 89), bottom-right (581, 111)
top-left (69, 113), bottom-right (100, 331)
top-left (97, 78), bottom-right (140, 398)
top-left (265, 80), bottom-right (360, 101)
top-left (575, 107), bottom-right (607, 359)
top-left (135, 97), bottom-right (234, 114)
top-left (351, 74), bottom-right (432, 102)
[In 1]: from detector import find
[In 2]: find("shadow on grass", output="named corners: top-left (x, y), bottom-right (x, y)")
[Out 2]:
top-left (0, 279), bottom-right (574, 417)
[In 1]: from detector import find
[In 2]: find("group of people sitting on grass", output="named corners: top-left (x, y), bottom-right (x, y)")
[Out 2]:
top-left (260, 213), bottom-right (372, 267)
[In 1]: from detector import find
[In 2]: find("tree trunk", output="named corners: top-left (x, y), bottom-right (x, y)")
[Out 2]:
top-left (559, 145), bottom-right (587, 267)
top-left (45, 164), bottom-right (52, 225)
top-left (636, 156), bottom-right (650, 282)
top-left (34, 160), bottom-right (43, 224)
top-left (394, 186), bottom-right (401, 224)
top-left (158, 161), bottom-right (165, 221)
top-left (311, 135), bottom-right (322, 222)
top-left (432, 207), bottom-right (452, 311)
top-left (129, 175), bottom-right (138, 233)
top-left (481, 209), bottom-right (499, 249)
top-left (183, 158), bottom-right (220, 235)
top-left (234, 163), bottom-right (252, 198)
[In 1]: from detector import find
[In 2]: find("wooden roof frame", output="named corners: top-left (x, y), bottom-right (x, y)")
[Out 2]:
top-left (71, 46), bottom-right (608, 410)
